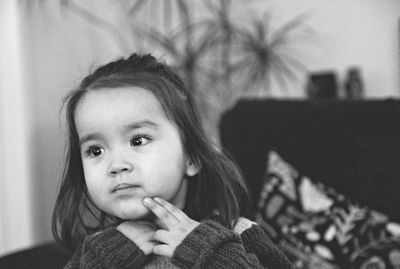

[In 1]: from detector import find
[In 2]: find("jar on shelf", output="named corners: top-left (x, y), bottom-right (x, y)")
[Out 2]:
top-left (344, 67), bottom-right (364, 99)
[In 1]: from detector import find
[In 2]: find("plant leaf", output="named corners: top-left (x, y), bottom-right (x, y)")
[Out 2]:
top-left (270, 12), bottom-right (311, 49)
top-left (128, 0), bottom-right (148, 16)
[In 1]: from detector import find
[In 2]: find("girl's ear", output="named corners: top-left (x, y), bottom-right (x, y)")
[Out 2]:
top-left (185, 158), bottom-right (201, 177)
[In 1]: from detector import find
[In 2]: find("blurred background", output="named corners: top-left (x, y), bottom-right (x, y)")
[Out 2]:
top-left (0, 0), bottom-right (399, 257)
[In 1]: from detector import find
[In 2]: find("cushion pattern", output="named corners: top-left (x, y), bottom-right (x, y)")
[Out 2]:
top-left (256, 151), bottom-right (400, 269)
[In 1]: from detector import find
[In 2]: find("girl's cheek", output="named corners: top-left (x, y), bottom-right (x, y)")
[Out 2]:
top-left (82, 162), bottom-right (98, 181)
top-left (82, 157), bottom-right (104, 170)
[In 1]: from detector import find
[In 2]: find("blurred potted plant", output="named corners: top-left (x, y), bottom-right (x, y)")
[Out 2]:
top-left (26, 0), bottom-right (315, 143)
top-left (129, 0), bottom-right (314, 142)
top-left (138, 1), bottom-right (314, 142)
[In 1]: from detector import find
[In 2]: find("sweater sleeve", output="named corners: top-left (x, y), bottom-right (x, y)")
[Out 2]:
top-left (172, 220), bottom-right (287, 269)
top-left (63, 228), bottom-right (148, 269)
top-left (241, 224), bottom-right (293, 269)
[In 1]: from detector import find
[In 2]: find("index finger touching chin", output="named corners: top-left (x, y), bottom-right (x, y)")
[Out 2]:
top-left (142, 197), bottom-right (178, 228)
top-left (153, 197), bottom-right (187, 221)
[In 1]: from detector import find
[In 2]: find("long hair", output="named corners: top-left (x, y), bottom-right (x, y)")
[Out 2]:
top-left (52, 53), bottom-right (250, 251)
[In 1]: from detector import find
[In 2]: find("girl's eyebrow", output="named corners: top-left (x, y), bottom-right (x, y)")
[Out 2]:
top-left (123, 120), bottom-right (159, 131)
top-left (79, 120), bottom-right (159, 146)
top-left (79, 133), bottom-right (103, 146)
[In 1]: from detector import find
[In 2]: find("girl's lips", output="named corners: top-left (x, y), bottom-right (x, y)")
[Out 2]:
top-left (112, 183), bottom-right (139, 193)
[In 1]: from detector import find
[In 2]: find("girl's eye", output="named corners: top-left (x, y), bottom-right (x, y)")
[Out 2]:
top-left (85, 146), bottom-right (104, 158)
top-left (130, 136), bottom-right (150, 147)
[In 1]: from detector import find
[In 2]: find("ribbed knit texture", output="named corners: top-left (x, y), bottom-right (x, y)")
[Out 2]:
top-left (241, 224), bottom-right (293, 269)
top-left (143, 255), bottom-right (179, 268)
top-left (172, 219), bottom-right (293, 268)
top-left (64, 228), bottom-right (148, 269)
top-left (64, 218), bottom-right (293, 268)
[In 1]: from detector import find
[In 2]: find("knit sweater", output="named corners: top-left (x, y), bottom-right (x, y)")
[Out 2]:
top-left (63, 218), bottom-right (293, 268)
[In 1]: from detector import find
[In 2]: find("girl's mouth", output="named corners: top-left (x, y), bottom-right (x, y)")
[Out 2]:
top-left (112, 183), bottom-right (139, 193)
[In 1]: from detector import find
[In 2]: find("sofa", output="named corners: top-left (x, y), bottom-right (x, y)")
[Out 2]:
top-left (220, 99), bottom-right (400, 268)
top-left (0, 242), bottom-right (71, 268)
top-left (1, 99), bottom-right (400, 268)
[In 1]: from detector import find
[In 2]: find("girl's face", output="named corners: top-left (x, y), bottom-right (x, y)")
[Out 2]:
top-left (75, 87), bottom-right (199, 220)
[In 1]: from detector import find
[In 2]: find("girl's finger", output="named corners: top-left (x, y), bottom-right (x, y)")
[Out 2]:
top-left (153, 244), bottom-right (174, 257)
top-left (153, 229), bottom-right (171, 244)
top-left (143, 197), bottom-right (178, 228)
top-left (153, 197), bottom-right (187, 221)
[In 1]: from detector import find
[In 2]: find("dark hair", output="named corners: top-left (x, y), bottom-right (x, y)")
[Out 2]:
top-left (52, 53), bottom-right (250, 251)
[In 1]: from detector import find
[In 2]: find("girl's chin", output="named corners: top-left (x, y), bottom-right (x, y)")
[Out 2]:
top-left (114, 205), bottom-right (153, 221)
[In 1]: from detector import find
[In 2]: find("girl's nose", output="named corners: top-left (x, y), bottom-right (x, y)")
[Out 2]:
top-left (108, 155), bottom-right (134, 176)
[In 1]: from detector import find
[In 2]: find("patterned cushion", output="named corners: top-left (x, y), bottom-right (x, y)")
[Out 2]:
top-left (256, 151), bottom-right (400, 269)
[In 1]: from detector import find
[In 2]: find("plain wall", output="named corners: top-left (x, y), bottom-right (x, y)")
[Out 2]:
top-left (0, 0), bottom-right (399, 256)
top-left (265, 0), bottom-right (400, 98)
top-left (0, 0), bottom-right (34, 255)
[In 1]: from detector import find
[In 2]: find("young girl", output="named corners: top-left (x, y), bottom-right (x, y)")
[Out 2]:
top-left (52, 53), bottom-right (292, 268)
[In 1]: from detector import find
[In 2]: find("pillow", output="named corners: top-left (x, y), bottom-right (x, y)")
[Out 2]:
top-left (256, 150), bottom-right (400, 269)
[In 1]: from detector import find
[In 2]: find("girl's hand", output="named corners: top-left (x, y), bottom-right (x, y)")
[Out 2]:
top-left (142, 197), bottom-right (200, 257)
top-left (116, 220), bottom-right (157, 255)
